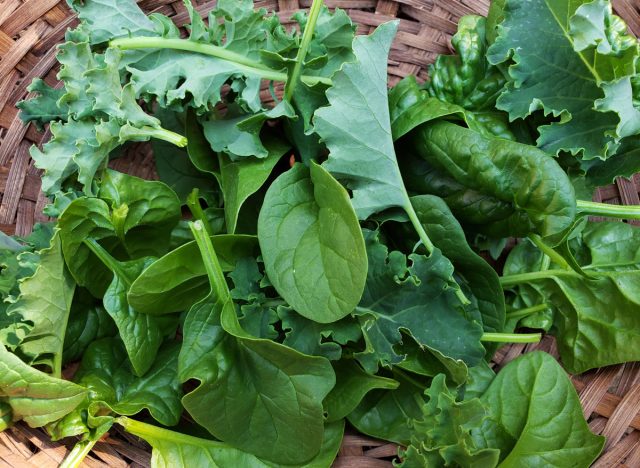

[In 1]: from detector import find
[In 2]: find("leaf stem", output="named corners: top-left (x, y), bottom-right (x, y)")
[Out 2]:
top-left (109, 37), bottom-right (332, 87)
top-left (577, 200), bottom-right (640, 220)
top-left (481, 332), bottom-right (542, 343)
top-left (500, 269), bottom-right (567, 288)
top-left (285, 0), bottom-right (324, 101)
top-left (123, 125), bottom-right (188, 147)
top-left (83, 239), bottom-right (127, 282)
top-left (117, 417), bottom-right (230, 448)
top-left (189, 221), bottom-right (227, 297)
top-left (528, 234), bottom-right (570, 270)
top-left (59, 439), bottom-right (98, 468)
top-left (186, 189), bottom-right (214, 236)
top-left (506, 303), bottom-right (550, 321)
top-left (404, 201), bottom-right (470, 305)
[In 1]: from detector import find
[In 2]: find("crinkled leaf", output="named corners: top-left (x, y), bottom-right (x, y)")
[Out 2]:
top-left (17, 79), bottom-right (66, 130)
top-left (406, 121), bottom-right (577, 240)
top-left (67, 0), bottom-right (156, 45)
top-left (278, 307), bottom-right (362, 360)
top-left (355, 230), bottom-right (485, 372)
top-left (7, 232), bottom-right (75, 375)
top-left (487, 0), bottom-right (639, 159)
top-left (398, 374), bottom-right (500, 468)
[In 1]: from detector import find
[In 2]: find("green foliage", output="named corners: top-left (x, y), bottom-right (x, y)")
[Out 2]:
top-left (7, 0), bottom-right (629, 466)
top-left (259, 163), bottom-right (367, 323)
top-left (473, 352), bottom-right (604, 467)
top-left (487, 0), bottom-right (639, 160)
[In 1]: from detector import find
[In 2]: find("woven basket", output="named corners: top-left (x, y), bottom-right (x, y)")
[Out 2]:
top-left (1, 1), bottom-right (640, 466)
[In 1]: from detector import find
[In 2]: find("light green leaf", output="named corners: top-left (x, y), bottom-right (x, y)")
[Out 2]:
top-left (474, 352), bottom-right (604, 467)
top-left (67, 0), bottom-right (156, 44)
top-left (8, 232), bottom-right (75, 376)
top-left (128, 235), bottom-right (259, 314)
top-left (0, 344), bottom-right (87, 427)
top-left (258, 163), bottom-right (367, 323)
top-left (220, 137), bottom-right (288, 233)
top-left (17, 79), bottom-right (66, 130)
top-left (315, 21), bottom-right (409, 220)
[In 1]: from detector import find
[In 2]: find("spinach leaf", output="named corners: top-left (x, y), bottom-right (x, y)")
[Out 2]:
top-left (74, 338), bottom-right (182, 427)
top-left (347, 369), bottom-right (425, 446)
top-left (473, 352), bottom-right (604, 467)
top-left (58, 171), bottom-right (180, 295)
top-left (84, 240), bottom-right (178, 377)
top-left (118, 417), bottom-right (345, 468)
top-left (406, 121), bottom-right (576, 240)
top-left (502, 222), bottom-right (640, 373)
top-left (0, 344), bottom-right (87, 427)
top-left (411, 195), bottom-right (505, 335)
top-left (258, 163), bottom-right (367, 323)
top-left (128, 235), bottom-right (259, 314)
top-left (219, 136), bottom-right (289, 233)
top-left (63, 290), bottom-right (117, 364)
top-left (179, 222), bottom-right (335, 464)
top-left (324, 360), bottom-right (399, 423)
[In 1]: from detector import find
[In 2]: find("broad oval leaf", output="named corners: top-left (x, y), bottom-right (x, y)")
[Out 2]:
top-left (474, 352), bottom-right (604, 467)
top-left (128, 235), bottom-right (259, 314)
top-left (258, 162), bottom-right (367, 323)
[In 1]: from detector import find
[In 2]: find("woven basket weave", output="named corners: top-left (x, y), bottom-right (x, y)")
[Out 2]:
top-left (1, 1), bottom-right (640, 466)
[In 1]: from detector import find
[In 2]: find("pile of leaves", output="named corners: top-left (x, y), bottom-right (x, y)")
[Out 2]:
top-left (3, 0), bottom-right (640, 465)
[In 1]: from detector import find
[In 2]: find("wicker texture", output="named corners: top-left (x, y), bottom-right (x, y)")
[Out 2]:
top-left (1, 1), bottom-right (640, 466)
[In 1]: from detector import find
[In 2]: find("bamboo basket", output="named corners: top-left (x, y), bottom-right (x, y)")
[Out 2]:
top-left (0, 1), bottom-right (640, 466)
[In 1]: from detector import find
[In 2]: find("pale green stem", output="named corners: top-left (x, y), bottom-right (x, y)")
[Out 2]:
top-left (189, 221), bottom-right (226, 291)
top-left (506, 303), bottom-right (550, 321)
top-left (117, 417), bottom-right (226, 447)
top-left (83, 239), bottom-right (127, 284)
top-left (186, 189), bottom-right (213, 237)
top-left (529, 234), bottom-right (570, 270)
top-left (500, 269), bottom-right (567, 288)
top-left (577, 200), bottom-right (640, 220)
top-left (59, 440), bottom-right (98, 468)
top-left (127, 126), bottom-right (188, 147)
top-left (481, 332), bottom-right (542, 343)
top-left (285, 0), bottom-right (325, 101)
top-left (110, 37), bottom-right (332, 87)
